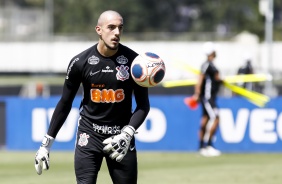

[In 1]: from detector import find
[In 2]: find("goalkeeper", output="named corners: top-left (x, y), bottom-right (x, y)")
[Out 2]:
top-left (34, 10), bottom-right (150, 184)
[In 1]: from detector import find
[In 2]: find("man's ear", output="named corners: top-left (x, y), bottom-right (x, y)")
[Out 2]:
top-left (95, 26), bottom-right (102, 35)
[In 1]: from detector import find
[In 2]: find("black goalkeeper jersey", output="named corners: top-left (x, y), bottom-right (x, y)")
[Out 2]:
top-left (47, 43), bottom-right (150, 138)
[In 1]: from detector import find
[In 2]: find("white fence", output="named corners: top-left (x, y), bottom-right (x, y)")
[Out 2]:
top-left (1, 41), bottom-right (281, 81)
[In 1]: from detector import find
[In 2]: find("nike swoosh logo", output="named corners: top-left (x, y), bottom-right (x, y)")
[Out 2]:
top-left (90, 70), bottom-right (100, 76)
top-left (130, 145), bottom-right (135, 151)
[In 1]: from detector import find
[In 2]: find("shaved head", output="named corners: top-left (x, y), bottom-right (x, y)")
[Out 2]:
top-left (97, 10), bottom-right (123, 26)
top-left (95, 10), bottom-right (124, 56)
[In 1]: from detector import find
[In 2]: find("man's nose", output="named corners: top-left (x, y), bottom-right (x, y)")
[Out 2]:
top-left (114, 27), bottom-right (121, 35)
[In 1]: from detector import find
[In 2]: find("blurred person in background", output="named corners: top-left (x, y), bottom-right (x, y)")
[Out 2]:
top-left (19, 82), bottom-right (50, 98)
top-left (237, 54), bottom-right (254, 91)
top-left (192, 42), bottom-right (222, 157)
top-left (34, 10), bottom-right (150, 184)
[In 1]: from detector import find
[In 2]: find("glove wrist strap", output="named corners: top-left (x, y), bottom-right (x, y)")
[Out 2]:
top-left (122, 125), bottom-right (135, 137)
top-left (41, 134), bottom-right (55, 149)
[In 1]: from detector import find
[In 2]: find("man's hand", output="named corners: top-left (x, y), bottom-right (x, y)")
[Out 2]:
top-left (192, 94), bottom-right (199, 102)
top-left (103, 125), bottom-right (135, 162)
top-left (35, 134), bottom-right (54, 175)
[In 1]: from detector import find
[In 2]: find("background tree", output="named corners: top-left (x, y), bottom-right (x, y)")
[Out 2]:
top-left (2, 0), bottom-right (282, 41)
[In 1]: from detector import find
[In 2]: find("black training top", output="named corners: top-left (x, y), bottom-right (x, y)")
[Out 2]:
top-left (200, 61), bottom-right (221, 99)
top-left (47, 43), bottom-right (150, 138)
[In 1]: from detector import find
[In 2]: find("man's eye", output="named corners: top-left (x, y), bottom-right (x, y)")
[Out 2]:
top-left (108, 26), bottom-right (115, 30)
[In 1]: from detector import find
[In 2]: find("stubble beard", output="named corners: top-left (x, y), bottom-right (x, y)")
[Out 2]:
top-left (105, 42), bottom-right (118, 51)
top-left (101, 36), bottom-right (119, 51)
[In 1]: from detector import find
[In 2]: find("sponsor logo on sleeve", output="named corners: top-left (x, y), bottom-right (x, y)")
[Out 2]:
top-left (66, 58), bottom-right (79, 79)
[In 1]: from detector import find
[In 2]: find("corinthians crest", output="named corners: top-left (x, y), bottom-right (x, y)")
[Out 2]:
top-left (78, 133), bottom-right (90, 147)
top-left (116, 65), bottom-right (129, 81)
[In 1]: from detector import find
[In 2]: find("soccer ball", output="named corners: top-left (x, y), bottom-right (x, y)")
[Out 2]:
top-left (130, 52), bottom-right (166, 87)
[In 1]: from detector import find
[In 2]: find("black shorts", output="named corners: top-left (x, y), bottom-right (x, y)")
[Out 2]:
top-left (200, 97), bottom-right (219, 119)
top-left (74, 122), bottom-right (137, 184)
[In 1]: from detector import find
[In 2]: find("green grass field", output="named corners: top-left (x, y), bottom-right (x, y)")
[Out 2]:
top-left (0, 151), bottom-right (281, 184)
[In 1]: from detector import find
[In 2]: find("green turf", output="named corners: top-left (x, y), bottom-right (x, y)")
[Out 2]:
top-left (0, 76), bottom-right (65, 86)
top-left (0, 151), bottom-right (281, 184)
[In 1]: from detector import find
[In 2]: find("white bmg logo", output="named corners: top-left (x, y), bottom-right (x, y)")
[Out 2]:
top-left (31, 107), bottom-right (167, 143)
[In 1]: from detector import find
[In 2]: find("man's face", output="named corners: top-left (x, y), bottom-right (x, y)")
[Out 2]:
top-left (211, 51), bottom-right (216, 58)
top-left (96, 16), bottom-right (123, 50)
top-left (207, 51), bottom-right (216, 61)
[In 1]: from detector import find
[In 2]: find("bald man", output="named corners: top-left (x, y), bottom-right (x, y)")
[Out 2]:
top-left (34, 10), bottom-right (150, 184)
